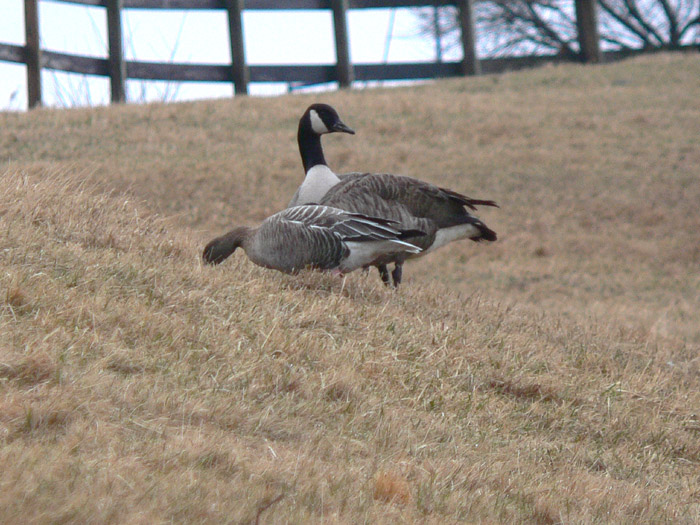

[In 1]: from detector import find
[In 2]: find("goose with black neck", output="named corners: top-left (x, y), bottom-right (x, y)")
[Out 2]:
top-left (288, 103), bottom-right (499, 288)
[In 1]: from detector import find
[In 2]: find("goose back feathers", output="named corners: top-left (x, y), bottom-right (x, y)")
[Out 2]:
top-left (202, 205), bottom-right (422, 275)
top-left (321, 172), bottom-right (497, 244)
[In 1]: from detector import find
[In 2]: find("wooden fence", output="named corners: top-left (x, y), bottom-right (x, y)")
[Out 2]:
top-left (1, 0), bottom-right (605, 108)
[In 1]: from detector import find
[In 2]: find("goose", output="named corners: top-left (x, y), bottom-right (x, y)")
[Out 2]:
top-left (202, 205), bottom-right (423, 277)
top-left (289, 103), bottom-right (498, 287)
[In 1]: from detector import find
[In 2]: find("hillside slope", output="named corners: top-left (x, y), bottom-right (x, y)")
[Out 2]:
top-left (2, 53), bottom-right (699, 345)
top-left (1, 54), bottom-right (699, 523)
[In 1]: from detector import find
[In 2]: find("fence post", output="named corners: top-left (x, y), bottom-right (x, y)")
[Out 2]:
top-left (226, 0), bottom-right (249, 95)
top-left (107, 0), bottom-right (126, 103)
top-left (24, 0), bottom-right (42, 108)
top-left (433, 5), bottom-right (442, 62)
top-left (575, 0), bottom-right (601, 63)
top-left (331, 0), bottom-right (353, 88)
top-left (457, 0), bottom-right (480, 76)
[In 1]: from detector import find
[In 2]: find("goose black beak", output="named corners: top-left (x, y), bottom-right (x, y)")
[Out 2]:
top-left (332, 122), bottom-right (355, 135)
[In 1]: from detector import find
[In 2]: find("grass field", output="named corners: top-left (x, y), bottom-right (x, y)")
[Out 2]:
top-left (1, 53), bottom-right (699, 523)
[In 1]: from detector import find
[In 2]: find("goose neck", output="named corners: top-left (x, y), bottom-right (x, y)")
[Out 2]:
top-left (229, 226), bottom-right (254, 250)
top-left (298, 121), bottom-right (327, 173)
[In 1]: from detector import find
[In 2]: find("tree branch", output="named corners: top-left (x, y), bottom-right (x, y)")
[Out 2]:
top-left (623, 0), bottom-right (667, 45)
top-left (678, 15), bottom-right (700, 41)
top-left (525, 1), bottom-right (577, 57)
top-left (418, 0), bottom-right (697, 60)
top-left (657, 0), bottom-right (681, 45)
top-left (598, 0), bottom-right (654, 46)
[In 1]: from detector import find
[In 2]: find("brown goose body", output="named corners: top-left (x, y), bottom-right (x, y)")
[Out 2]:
top-left (325, 172), bottom-right (496, 243)
top-left (318, 172), bottom-right (497, 284)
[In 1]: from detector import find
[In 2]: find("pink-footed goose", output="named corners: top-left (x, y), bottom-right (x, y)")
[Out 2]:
top-left (289, 103), bottom-right (498, 287)
top-left (202, 205), bottom-right (423, 276)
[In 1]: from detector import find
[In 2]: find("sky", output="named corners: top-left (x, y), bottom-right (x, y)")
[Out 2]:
top-left (0, 1), bottom-right (451, 110)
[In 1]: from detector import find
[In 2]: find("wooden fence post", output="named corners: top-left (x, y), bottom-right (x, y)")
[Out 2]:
top-left (433, 5), bottom-right (442, 62)
top-left (457, 0), bottom-right (480, 76)
top-left (331, 0), bottom-right (353, 88)
top-left (226, 0), bottom-right (249, 95)
top-left (107, 0), bottom-right (126, 103)
top-left (24, 0), bottom-right (42, 108)
top-left (575, 0), bottom-right (601, 63)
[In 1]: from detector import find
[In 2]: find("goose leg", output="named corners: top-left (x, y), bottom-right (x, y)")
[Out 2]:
top-left (377, 264), bottom-right (391, 286)
top-left (391, 264), bottom-right (403, 288)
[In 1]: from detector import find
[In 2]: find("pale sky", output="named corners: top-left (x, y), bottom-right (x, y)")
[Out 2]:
top-left (1, 2), bottom-right (452, 110)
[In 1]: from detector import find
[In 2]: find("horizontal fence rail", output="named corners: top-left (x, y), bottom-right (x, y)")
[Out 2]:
top-left (35, 0), bottom-right (482, 8)
top-left (1, 41), bottom-right (669, 82)
top-left (1, 0), bottom-right (687, 109)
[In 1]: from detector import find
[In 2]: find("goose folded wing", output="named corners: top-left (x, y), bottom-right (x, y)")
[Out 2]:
top-left (436, 186), bottom-right (499, 211)
top-left (285, 205), bottom-right (406, 242)
top-left (328, 213), bottom-right (406, 242)
top-left (333, 172), bottom-right (497, 210)
top-left (266, 209), bottom-right (348, 271)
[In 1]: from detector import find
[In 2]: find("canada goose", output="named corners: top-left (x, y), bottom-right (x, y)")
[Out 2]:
top-left (290, 103), bottom-right (498, 287)
top-left (320, 173), bottom-right (497, 286)
top-left (202, 205), bottom-right (423, 277)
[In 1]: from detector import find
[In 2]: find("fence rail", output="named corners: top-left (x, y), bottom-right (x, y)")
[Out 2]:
top-left (36, 0), bottom-right (482, 8)
top-left (0, 0), bottom-right (619, 108)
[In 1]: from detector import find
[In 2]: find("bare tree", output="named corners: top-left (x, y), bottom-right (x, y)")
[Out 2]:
top-left (415, 0), bottom-right (699, 58)
top-left (598, 0), bottom-right (699, 48)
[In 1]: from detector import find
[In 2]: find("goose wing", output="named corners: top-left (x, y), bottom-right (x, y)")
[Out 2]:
top-left (257, 206), bottom-right (348, 272)
top-left (283, 205), bottom-right (408, 243)
top-left (323, 172), bottom-right (496, 231)
top-left (338, 171), bottom-right (498, 210)
top-left (434, 186), bottom-right (498, 211)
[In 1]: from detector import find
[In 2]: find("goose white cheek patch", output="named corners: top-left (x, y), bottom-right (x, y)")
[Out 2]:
top-left (309, 110), bottom-right (329, 134)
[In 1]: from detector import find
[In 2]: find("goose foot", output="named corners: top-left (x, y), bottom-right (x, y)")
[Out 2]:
top-left (377, 265), bottom-right (391, 286)
top-left (391, 264), bottom-right (402, 288)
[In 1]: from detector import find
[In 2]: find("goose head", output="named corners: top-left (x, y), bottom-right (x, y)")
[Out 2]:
top-left (301, 103), bottom-right (355, 136)
top-left (297, 104), bottom-right (354, 174)
top-left (202, 226), bottom-right (253, 265)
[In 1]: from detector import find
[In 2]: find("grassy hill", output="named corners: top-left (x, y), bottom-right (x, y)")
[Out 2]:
top-left (1, 53), bottom-right (699, 523)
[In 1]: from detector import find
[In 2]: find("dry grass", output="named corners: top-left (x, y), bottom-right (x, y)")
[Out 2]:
top-left (1, 53), bottom-right (699, 523)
